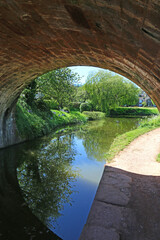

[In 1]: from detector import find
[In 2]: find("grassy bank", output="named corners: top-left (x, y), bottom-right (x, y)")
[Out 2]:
top-left (106, 115), bottom-right (160, 162)
top-left (82, 111), bottom-right (106, 120)
top-left (16, 103), bottom-right (87, 140)
top-left (110, 107), bottom-right (159, 117)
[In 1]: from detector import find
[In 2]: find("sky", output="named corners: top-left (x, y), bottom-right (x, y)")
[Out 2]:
top-left (68, 66), bottom-right (139, 88)
top-left (68, 66), bottom-right (107, 84)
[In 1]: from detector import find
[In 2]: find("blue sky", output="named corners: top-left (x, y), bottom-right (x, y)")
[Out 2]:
top-left (69, 66), bottom-right (139, 88)
top-left (69, 66), bottom-right (107, 84)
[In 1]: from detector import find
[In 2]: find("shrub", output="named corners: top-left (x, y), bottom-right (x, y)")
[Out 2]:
top-left (44, 99), bottom-right (59, 110)
top-left (82, 111), bottom-right (106, 120)
top-left (80, 102), bottom-right (92, 112)
top-left (69, 102), bottom-right (81, 111)
top-left (62, 107), bottom-right (70, 113)
top-left (34, 99), bottom-right (50, 112)
top-left (109, 107), bottom-right (159, 116)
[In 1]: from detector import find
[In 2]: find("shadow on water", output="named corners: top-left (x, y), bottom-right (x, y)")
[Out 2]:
top-left (0, 144), bottom-right (62, 240)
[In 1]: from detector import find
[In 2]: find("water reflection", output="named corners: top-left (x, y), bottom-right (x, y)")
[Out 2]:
top-left (76, 118), bottom-right (139, 161)
top-left (0, 117), bottom-right (141, 240)
top-left (0, 145), bottom-right (61, 240)
top-left (17, 134), bottom-right (78, 227)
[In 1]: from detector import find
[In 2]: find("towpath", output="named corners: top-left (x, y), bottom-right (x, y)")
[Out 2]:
top-left (80, 128), bottom-right (160, 240)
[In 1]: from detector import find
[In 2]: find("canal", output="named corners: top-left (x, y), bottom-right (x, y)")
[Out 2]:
top-left (0, 117), bottom-right (141, 240)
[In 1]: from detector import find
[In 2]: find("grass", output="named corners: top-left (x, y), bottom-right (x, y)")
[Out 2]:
top-left (106, 115), bottom-right (160, 162)
top-left (82, 111), bottom-right (106, 120)
top-left (110, 107), bottom-right (159, 117)
top-left (156, 154), bottom-right (160, 163)
top-left (15, 103), bottom-right (87, 140)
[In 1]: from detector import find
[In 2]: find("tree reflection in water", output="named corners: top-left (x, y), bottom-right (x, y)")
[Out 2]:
top-left (0, 145), bottom-right (61, 240)
top-left (76, 118), bottom-right (140, 162)
top-left (17, 133), bottom-right (78, 227)
top-left (0, 118), bottom-right (141, 240)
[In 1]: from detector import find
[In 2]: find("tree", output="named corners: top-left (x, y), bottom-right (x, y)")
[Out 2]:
top-left (36, 68), bottom-right (80, 109)
top-left (84, 71), bottom-right (140, 112)
top-left (74, 85), bottom-right (88, 103)
top-left (23, 80), bottom-right (37, 106)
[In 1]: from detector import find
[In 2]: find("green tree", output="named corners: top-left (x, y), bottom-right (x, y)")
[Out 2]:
top-left (74, 85), bottom-right (88, 103)
top-left (23, 80), bottom-right (37, 106)
top-left (36, 68), bottom-right (80, 109)
top-left (84, 71), bottom-right (140, 112)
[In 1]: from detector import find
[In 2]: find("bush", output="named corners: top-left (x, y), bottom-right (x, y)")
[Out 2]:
top-left (69, 102), bottom-right (81, 111)
top-left (139, 115), bottom-right (160, 128)
top-left (62, 107), bottom-right (70, 113)
top-left (44, 99), bottom-right (59, 110)
top-left (109, 107), bottom-right (159, 116)
top-left (16, 102), bottom-right (87, 140)
top-left (34, 99), bottom-right (50, 112)
top-left (82, 111), bottom-right (106, 120)
top-left (80, 102), bottom-right (92, 112)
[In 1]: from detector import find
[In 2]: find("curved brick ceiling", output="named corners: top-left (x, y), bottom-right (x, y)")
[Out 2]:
top-left (0, 0), bottom-right (160, 148)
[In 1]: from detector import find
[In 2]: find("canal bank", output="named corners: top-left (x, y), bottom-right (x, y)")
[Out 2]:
top-left (80, 128), bottom-right (160, 240)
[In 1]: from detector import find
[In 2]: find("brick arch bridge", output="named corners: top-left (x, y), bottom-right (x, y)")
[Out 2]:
top-left (0, 0), bottom-right (160, 148)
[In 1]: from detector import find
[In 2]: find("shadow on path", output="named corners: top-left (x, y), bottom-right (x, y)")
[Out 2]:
top-left (80, 165), bottom-right (160, 240)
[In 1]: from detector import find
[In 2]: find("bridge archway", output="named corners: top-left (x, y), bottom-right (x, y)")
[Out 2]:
top-left (0, 1), bottom-right (160, 148)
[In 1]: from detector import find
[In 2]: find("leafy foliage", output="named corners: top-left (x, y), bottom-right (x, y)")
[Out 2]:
top-left (80, 102), bottom-right (92, 112)
top-left (69, 102), bottom-right (81, 111)
top-left (82, 111), bottom-right (106, 120)
top-left (24, 80), bottom-right (37, 106)
top-left (16, 100), bottom-right (87, 139)
top-left (74, 85), bottom-right (88, 103)
top-left (110, 107), bottom-right (159, 116)
top-left (36, 68), bottom-right (80, 108)
top-left (84, 71), bottom-right (140, 113)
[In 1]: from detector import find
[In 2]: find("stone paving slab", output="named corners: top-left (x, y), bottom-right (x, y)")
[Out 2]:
top-left (85, 200), bottom-right (124, 229)
top-left (80, 226), bottom-right (120, 240)
top-left (95, 167), bottom-right (132, 206)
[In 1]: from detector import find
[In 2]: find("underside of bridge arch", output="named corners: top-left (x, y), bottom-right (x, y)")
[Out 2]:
top-left (0, 0), bottom-right (160, 148)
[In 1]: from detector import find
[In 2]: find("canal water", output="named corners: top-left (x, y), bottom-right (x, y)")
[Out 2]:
top-left (0, 117), bottom-right (141, 240)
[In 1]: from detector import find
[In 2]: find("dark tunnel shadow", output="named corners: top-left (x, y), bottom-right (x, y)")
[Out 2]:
top-left (0, 146), bottom-right (62, 240)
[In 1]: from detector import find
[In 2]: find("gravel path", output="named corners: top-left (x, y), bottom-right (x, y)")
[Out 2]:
top-left (110, 128), bottom-right (160, 176)
top-left (80, 128), bottom-right (160, 240)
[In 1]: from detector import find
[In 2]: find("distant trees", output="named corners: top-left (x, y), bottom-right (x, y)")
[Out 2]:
top-left (83, 71), bottom-right (140, 113)
top-left (19, 68), bottom-right (140, 113)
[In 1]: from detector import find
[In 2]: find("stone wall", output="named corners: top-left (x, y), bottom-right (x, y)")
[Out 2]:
top-left (0, 0), bottom-right (160, 148)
